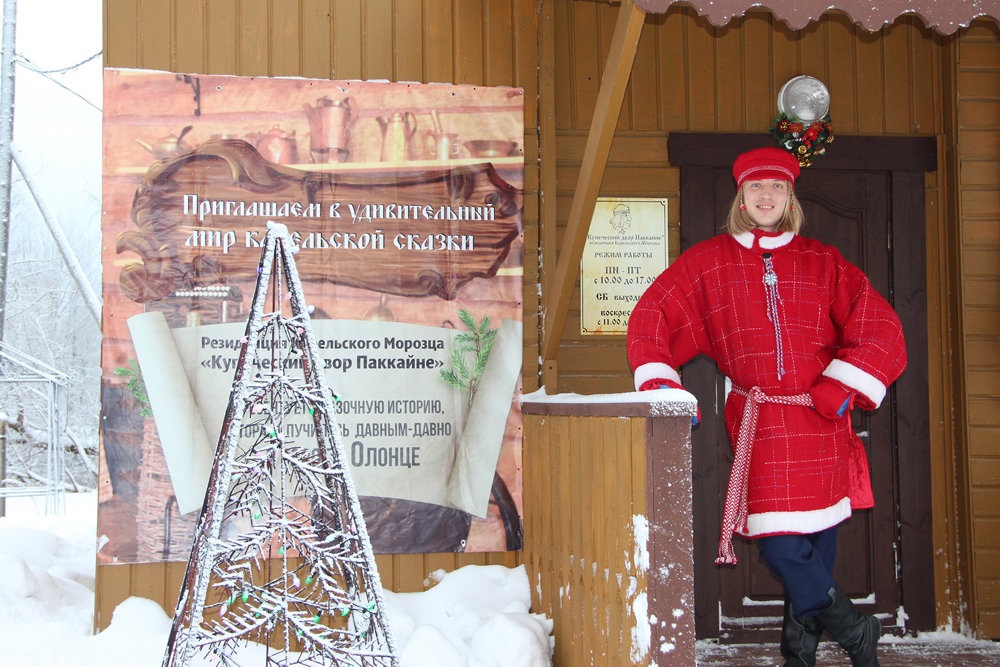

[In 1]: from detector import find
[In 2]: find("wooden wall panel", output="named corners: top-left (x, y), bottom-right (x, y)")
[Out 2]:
top-left (970, 398), bottom-right (1000, 428)
top-left (957, 19), bottom-right (1000, 638)
top-left (968, 370), bottom-right (1000, 397)
top-left (173, 0), bottom-right (207, 73)
top-left (515, 5), bottom-right (540, 119)
top-left (657, 11), bottom-right (688, 128)
top-left (391, 1), bottom-right (422, 82)
top-left (103, 1), bottom-right (138, 67)
top-left (420, 2), bottom-right (451, 82)
top-left (598, 3), bottom-right (622, 131)
top-left (910, 22), bottom-right (941, 133)
top-left (685, 16), bottom-right (717, 131)
top-left (138, 0), bottom-right (171, 70)
top-left (769, 20), bottom-right (800, 101)
top-left (628, 15), bottom-right (660, 131)
top-left (239, 0), bottom-right (270, 74)
top-left (961, 131), bottom-right (1000, 159)
top-left (300, 0), bottom-right (333, 79)
top-left (487, 3), bottom-right (514, 86)
top-left (570, 1), bottom-right (601, 127)
top-left (961, 158), bottom-right (1000, 185)
top-left (883, 23), bottom-right (915, 131)
top-left (331, 1), bottom-right (361, 79)
top-left (362, 0), bottom-right (394, 79)
top-left (798, 22), bottom-right (829, 81)
top-left (714, 23), bottom-right (744, 130)
top-left (960, 70), bottom-right (1000, 97)
top-left (971, 430), bottom-right (1000, 458)
top-left (741, 14), bottom-right (776, 125)
top-left (855, 31), bottom-right (887, 133)
top-left (453, 1), bottom-right (484, 84)
top-left (825, 16), bottom-right (859, 134)
top-left (270, 1), bottom-right (303, 75)
top-left (205, 1), bottom-right (238, 75)
top-left (966, 277), bottom-right (1000, 309)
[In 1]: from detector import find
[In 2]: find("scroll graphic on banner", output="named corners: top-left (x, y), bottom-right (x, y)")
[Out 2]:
top-left (100, 70), bottom-right (525, 562)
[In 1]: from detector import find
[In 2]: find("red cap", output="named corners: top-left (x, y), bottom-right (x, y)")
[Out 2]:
top-left (732, 147), bottom-right (800, 189)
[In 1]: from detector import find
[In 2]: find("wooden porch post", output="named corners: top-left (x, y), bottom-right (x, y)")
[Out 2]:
top-left (539, 0), bottom-right (646, 389)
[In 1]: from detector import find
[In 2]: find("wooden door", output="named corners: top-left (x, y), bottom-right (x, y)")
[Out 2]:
top-left (668, 133), bottom-right (935, 642)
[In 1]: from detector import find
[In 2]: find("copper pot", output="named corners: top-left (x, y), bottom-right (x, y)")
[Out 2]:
top-left (255, 126), bottom-right (298, 164)
top-left (304, 96), bottom-right (353, 162)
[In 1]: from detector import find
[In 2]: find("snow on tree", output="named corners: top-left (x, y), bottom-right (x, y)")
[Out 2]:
top-left (163, 222), bottom-right (398, 667)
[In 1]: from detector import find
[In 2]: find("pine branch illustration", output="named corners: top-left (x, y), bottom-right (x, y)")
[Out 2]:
top-left (113, 359), bottom-right (154, 416)
top-left (440, 309), bottom-right (498, 407)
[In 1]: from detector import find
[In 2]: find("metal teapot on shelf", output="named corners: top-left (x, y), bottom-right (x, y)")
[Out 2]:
top-left (303, 96), bottom-right (353, 162)
top-left (376, 111), bottom-right (417, 162)
top-left (136, 125), bottom-right (194, 159)
top-left (253, 125), bottom-right (298, 165)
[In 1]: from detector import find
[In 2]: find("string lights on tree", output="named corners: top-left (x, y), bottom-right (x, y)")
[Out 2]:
top-left (162, 222), bottom-right (398, 667)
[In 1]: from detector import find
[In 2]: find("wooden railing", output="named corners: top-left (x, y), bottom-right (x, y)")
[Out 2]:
top-left (521, 391), bottom-right (697, 666)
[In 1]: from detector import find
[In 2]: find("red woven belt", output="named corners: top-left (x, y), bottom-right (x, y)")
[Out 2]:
top-left (716, 385), bottom-right (813, 565)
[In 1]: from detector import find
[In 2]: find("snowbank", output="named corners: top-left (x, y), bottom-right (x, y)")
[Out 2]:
top-left (0, 493), bottom-right (553, 666)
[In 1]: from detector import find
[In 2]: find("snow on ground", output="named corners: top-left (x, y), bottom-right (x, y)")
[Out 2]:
top-left (697, 634), bottom-right (1000, 667)
top-left (4, 492), bottom-right (1000, 666)
top-left (0, 492), bottom-right (553, 667)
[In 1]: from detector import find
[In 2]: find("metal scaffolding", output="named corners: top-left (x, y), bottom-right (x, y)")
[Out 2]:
top-left (0, 341), bottom-right (69, 515)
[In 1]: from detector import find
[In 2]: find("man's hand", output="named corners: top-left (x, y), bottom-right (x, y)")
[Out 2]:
top-left (810, 378), bottom-right (854, 419)
top-left (640, 378), bottom-right (700, 426)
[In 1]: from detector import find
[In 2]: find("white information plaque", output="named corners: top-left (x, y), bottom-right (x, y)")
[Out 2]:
top-left (580, 198), bottom-right (668, 335)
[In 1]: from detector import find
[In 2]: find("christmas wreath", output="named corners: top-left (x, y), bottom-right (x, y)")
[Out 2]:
top-left (769, 113), bottom-right (834, 167)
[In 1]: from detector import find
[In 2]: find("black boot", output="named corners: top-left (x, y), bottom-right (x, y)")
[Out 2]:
top-left (781, 599), bottom-right (823, 666)
top-left (816, 586), bottom-right (880, 666)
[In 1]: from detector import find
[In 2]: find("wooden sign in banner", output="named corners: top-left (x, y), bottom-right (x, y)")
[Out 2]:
top-left (100, 69), bottom-right (525, 562)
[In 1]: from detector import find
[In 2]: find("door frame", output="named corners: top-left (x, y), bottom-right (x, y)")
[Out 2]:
top-left (668, 132), bottom-right (935, 639)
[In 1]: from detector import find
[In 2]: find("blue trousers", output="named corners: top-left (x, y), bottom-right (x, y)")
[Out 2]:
top-left (757, 526), bottom-right (838, 617)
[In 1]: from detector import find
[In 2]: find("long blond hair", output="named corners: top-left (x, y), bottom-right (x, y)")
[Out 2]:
top-left (725, 182), bottom-right (804, 235)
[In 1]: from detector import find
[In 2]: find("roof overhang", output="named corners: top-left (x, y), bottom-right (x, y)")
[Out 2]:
top-left (634, 0), bottom-right (1000, 34)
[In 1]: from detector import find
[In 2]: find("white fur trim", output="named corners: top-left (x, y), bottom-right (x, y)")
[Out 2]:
top-left (759, 232), bottom-right (795, 249)
top-left (823, 359), bottom-right (887, 408)
top-left (733, 231), bottom-right (754, 248)
top-left (732, 231), bottom-right (795, 250)
top-left (743, 496), bottom-right (852, 537)
top-left (633, 362), bottom-right (681, 391)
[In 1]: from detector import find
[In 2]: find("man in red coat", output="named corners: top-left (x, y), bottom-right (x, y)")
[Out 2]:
top-left (627, 147), bottom-right (906, 667)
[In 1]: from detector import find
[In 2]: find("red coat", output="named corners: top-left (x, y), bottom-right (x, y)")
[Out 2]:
top-left (627, 229), bottom-right (907, 538)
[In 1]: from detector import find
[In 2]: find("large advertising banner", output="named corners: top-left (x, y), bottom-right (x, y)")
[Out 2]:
top-left (100, 70), bottom-right (524, 563)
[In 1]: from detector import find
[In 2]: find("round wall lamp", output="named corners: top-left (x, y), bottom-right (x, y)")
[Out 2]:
top-left (777, 75), bottom-right (830, 122)
top-left (770, 75), bottom-right (834, 167)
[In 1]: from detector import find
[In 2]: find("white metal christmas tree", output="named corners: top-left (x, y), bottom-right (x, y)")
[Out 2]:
top-left (162, 222), bottom-right (398, 667)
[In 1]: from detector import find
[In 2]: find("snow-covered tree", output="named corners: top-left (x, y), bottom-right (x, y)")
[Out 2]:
top-left (0, 0), bottom-right (102, 503)
top-left (164, 225), bottom-right (397, 667)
